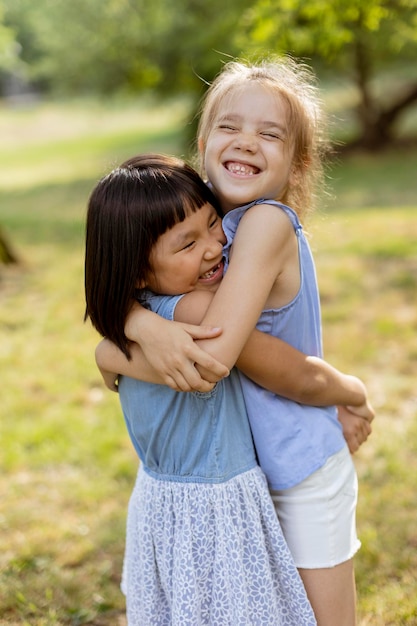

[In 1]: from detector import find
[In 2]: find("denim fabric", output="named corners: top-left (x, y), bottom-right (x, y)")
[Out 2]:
top-left (118, 293), bottom-right (257, 483)
top-left (118, 294), bottom-right (317, 625)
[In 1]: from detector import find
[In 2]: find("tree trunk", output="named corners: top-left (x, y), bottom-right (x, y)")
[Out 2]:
top-left (352, 37), bottom-right (417, 150)
top-left (353, 36), bottom-right (384, 149)
top-left (0, 228), bottom-right (19, 265)
top-left (377, 83), bottom-right (417, 137)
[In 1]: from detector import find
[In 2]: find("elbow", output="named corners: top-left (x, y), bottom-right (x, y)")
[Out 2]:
top-left (95, 341), bottom-right (107, 370)
top-left (95, 338), bottom-right (118, 371)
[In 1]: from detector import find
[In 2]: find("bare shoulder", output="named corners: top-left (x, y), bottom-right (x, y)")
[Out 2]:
top-left (174, 290), bottom-right (215, 325)
top-left (243, 201), bottom-right (292, 223)
top-left (231, 202), bottom-right (294, 261)
top-left (236, 202), bottom-right (293, 241)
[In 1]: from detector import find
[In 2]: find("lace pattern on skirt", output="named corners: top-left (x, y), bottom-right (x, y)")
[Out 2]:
top-left (122, 466), bottom-right (316, 625)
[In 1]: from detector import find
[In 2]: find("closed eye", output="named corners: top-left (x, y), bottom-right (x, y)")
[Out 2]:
top-left (261, 131), bottom-right (284, 140)
top-left (180, 240), bottom-right (195, 251)
top-left (218, 124), bottom-right (238, 132)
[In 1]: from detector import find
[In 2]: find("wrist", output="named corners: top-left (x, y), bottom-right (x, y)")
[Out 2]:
top-left (345, 375), bottom-right (366, 406)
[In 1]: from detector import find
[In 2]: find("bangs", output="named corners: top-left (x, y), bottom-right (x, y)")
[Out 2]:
top-left (149, 168), bottom-right (222, 238)
top-left (136, 163), bottom-right (222, 244)
top-left (111, 153), bottom-right (223, 247)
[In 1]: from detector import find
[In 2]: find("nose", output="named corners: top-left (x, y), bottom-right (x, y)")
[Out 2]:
top-left (203, 232), bottom-right (224, 260)
top-left (234, 131), bottom-right (258, 153)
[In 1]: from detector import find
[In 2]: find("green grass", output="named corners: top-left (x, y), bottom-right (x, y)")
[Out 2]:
top-left (325, 149), bottom-right (417, 209)
top-left (1, 96), bottom-right (417, 625)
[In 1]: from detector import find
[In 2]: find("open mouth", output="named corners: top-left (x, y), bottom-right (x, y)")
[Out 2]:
top-left (225, 161), bottom-right (260, 176)
top-left (199, 259), bottom-right (224, 281)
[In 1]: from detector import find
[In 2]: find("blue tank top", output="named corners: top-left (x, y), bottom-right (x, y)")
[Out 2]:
top-left (117, 292), bottom-right (257, 483)
top-left (222, 199), bottom-right (346, 490)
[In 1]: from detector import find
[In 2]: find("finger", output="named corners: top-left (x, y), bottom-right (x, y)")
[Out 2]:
top-left (165, 367), bottom-right (215, 393)
top-left (346, 406), bottom-right (373, 423)
top-left (164, 374), bottom-right (191, 392)
top-left (348, 437), bottom-right (358, 454)
top-left (183, 324), bottom-right (223, 339)
top-left (188, 347), bottom-right (229, 378)
top-left (358, 419), bottom-right (371, 437)
top-left (163, 376), bottom-right (177, 391)
top-left (363, 411), bottom-right (374, 423)
top-left (357, 426), bottom-right (370, 446)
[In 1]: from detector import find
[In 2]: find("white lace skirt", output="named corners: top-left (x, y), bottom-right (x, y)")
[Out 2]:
top-left (122, 465), bottom-right (316, 626)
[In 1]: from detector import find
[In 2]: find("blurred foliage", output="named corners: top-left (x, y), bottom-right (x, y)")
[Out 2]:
top-left (237, 0), bottom-right (417, 149)
top-left (0, 0), bottom-right (252, 95)
top-left (238, 0), bottom-right (417, 66)
top-left (0, 0), bottom-right (417, 149)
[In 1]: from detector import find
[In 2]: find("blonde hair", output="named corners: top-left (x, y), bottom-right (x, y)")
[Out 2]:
top-left (196, 56), bottom-right (329, 220)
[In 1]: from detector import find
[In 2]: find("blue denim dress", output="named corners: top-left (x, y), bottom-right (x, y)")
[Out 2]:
top-left (118, 292), bottom-right (316, 625)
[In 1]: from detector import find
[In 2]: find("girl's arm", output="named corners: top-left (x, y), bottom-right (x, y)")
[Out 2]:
top-left (125, 204), bottom-right (366, 404)
top-left (235, 327), bottom-right (369, 408)
top-left (96, 331), bottom-right (373, 452)
top-left (104, 289), bottom-right (373, 418)
top-left (176, 290), bottom-right (374, 419)
top-left (123, 205), bottom-right (373, 417)
top-left (95, 335), bottom-right (224, 394)
top-left (124, 204), bottom-right (291, 382)
top-left (237, 328), bottom-right (375, 447)
top-left (194, 204), bottom-right (293, 369)
top-left (124, 302), bottom-right (229, 391)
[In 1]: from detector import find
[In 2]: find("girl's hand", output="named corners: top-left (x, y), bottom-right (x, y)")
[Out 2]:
top-left (125, 309), bottom-right (229, 391)
top-left (337, 404), bottom-right (374, 453)
top-left (345, 398), bottom-right (375, 423)
top-left (98, 365), bottom-right (119, 393)
top-left (145, 320), bottom-right (230, 391)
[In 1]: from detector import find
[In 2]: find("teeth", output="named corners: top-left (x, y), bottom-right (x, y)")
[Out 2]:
top-left (201, 264), bottom-right (220, 279)
top-left (227, 162), bottom-right (257, 176)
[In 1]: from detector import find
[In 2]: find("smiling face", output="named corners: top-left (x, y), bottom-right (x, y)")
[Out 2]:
top-left (201, 82), bottom-right (295, 214)
top-left (144, 202), bottom-right (226, 295)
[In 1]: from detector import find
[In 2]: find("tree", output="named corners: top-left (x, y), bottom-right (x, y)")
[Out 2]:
top-left (1, 0), bottom-right (416, 150)
top-left (235, 0), bottom-right (417, 150)
top-left (0, 1), bottom-right (21, 264)
top-left (0, 227), bottom-right (18, 265)
top-left (0, 0), bottom-right (253, 148)
top-left (1, 0), bottom-right (251, 96)
top-left (0, 0), bottom-right (22, 83)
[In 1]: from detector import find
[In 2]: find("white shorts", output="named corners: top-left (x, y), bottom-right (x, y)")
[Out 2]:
top-left (270, 446), bottom-right (361, 569)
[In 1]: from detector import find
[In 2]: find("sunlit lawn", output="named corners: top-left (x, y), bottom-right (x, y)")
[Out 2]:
top-left (0, 96), bottom-right (416, 624)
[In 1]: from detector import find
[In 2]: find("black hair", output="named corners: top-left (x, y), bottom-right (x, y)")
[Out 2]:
top-left (84, 153), bottom-right (222, 357)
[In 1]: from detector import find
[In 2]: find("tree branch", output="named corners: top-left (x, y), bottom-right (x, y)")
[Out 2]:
top-left (381, 83), bottom-right (417, 126)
